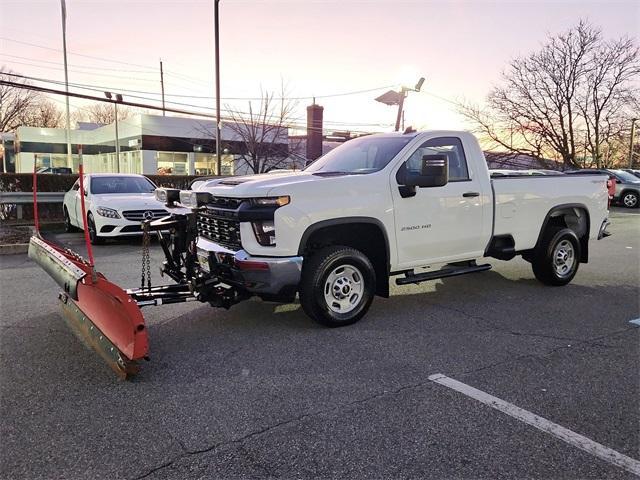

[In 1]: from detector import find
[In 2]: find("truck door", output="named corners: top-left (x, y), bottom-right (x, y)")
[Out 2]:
top-left (390, 136), bottom-right (486, 267)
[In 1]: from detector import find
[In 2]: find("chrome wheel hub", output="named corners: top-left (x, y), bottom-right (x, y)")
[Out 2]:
top-left (553, 239), bottom-right (575, 278)
top-left (324, 264), bottom-right (364, 314)
top-left (623, 194), bottom-right (637, 207)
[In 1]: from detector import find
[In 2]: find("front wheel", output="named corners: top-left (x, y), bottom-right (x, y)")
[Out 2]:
top-left (299, 246), bottom-right (376, 327)
top-left (621, 191), bottom-right (639, 208)
top-left (87, 213), bottom-right (103, 245)
top-left (531, 226), bottom-right (580, 286)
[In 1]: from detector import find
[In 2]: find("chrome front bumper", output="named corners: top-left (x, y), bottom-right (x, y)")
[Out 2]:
top-left (196, 237), bottom-right (303, 296)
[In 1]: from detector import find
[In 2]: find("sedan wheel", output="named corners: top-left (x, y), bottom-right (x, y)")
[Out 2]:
top-left (622, 192), bottom-right (639, 208)
top-left (87, 213), bottom-right (103, 245)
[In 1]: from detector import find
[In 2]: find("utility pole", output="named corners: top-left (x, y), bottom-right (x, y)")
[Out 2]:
top-left (159, 59), bottom-right (166, 116)
top-left (60, 0), bottom-right (73, 170)
top-left (214, 0), bottom-right (222, 176)
top-left (394, 91), bottom-right (406, 132)
top-left (375, 78), bottom-right (425, 132)
top-left (629, 118), bottom-right (638, 168)
top-left (104, 92), bottom-right (122, 172)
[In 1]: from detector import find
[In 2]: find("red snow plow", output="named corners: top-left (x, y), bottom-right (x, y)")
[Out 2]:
top-left (28, 166), bottom-right (154, 378)
top-left (28, 165), bottom-right (236, 379)
top-left (29, 235), bottom-right (149, 377)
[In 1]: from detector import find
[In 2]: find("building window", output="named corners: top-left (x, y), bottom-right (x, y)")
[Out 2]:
top-left (220, 155), bottom-right (234, 175)
top-left (194, 153), bottom-right (217, 175)
top-left (157, 151), bottom-right (188, 175)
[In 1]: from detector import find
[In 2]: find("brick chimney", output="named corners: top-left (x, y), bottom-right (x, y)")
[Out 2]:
top-left (306, 103), bottom-right (324, 160)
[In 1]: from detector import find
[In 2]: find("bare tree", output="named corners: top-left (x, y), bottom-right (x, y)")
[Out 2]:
top-left (19, 99), bottom-right (64, 128)
top-left (0, 68), bottom-right (40, 131)
top-left (460, 21), bottom-right (639, 169)
top-left (73, 102), bottom-right (133, 124)
top-left (222, 86), bottom-right (297, 174)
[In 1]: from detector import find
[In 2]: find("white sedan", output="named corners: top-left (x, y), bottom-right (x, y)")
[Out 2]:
top-left (63, 173), bottom-right (169, 244)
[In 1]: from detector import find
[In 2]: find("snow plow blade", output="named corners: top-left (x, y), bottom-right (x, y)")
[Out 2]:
top-left (28, 236), bottom-right (149, 379)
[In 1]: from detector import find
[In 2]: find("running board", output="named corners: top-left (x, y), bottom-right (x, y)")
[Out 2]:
top-left (396, 263), bottom-right (492, 285)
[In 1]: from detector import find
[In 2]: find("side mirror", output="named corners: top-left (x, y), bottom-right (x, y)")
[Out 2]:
top-left (397, 154), bottom-right (448, 197)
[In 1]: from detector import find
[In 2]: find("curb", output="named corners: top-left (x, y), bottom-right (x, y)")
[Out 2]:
top-left (0, 243), bottom-right (29, 255)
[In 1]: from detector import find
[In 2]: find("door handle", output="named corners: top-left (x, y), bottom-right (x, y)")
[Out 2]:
top-left (462, 192), bottom-right (480, 198)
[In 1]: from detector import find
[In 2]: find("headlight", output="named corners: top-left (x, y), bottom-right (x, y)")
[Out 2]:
top-left (155, 188), bottom-right (180, 206)
top-left (179, 190), bottom-right (209, 208)
top-left (251, 196), bottom-right (290, 207)
top-left (252, 220), bottom-right (276, 246)
top-left (96, 206), bottom-right (120, 219)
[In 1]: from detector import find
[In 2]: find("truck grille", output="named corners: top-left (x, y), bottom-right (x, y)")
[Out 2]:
top-left (197, 210), bottom-right (242, 250)
top-left (122, 209), bottom-right (168, 221)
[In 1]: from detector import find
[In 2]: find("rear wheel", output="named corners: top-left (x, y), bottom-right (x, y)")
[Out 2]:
top-left (621, 191), bottom-right (639, 208)
top-left (299, 246), bottom-right (376, 327)
top-left (87, 213), bottom-right (103, 245)
top-left (63, 207), bottom-right (76, 233)
top-left (531, 226), bottom-right (580, 286)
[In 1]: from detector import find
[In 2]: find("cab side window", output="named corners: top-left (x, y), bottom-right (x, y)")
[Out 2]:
top-left (406, 137), bottom-right (470, 181)
top-left (72, 180), bottom-right (80, 191)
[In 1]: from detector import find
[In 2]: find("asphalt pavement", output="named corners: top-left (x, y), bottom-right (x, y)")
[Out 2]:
top-left (0, 208), bottom-right (638, 479)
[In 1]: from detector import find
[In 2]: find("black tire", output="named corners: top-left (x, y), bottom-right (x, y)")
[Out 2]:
top-left (621, 191), bottom-right (639, 208)
top-left (299, 246), bottom-right (376, 327)
top-left (87, 213), bottom-right (103, 245)
top-left (63, 207), bottom-right (76, 233)
top-left (531, 226), bottom-right (580, 286)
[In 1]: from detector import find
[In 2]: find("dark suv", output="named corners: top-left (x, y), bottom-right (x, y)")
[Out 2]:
top-left (565, 169), bottom-right (640, 208)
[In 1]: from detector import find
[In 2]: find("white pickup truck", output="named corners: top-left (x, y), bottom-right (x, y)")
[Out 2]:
top-left (154, 130), bottom-right (610, 327)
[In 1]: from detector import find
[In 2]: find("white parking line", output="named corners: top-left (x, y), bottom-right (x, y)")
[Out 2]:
top-left (428, 373), bottom-right (640, 477)
top-left (630, 318), bottom-right (640, 327)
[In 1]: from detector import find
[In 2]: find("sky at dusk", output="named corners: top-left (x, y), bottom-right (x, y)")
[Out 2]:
top-left (1, 0), bottom-right (639, 134)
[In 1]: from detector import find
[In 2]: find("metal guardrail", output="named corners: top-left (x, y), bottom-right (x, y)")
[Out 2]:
top-left (0, 192), bottom-right (65, 220)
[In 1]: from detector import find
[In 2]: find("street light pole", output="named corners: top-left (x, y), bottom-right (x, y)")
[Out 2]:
top-left (60, 0), bottom-right (73, 170)
top-left (214, 0), bottom-right (221, 176)
top-left (629, 118), bottom-right (638, 169)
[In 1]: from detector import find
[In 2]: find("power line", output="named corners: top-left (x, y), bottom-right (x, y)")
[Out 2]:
top-left (0, 37), bottom-right (159, 71)
top-left (0, 53), bottom-right (159, 74)
top-left (0, 78), bottom-right (376, 135)
top-left (3, 72), bottom-right (393, 129)
top-left (0, 59), bottom-right (163, 84)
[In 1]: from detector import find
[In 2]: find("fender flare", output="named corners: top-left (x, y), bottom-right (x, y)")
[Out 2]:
top-left (535, 203), bottom-right (590, 262)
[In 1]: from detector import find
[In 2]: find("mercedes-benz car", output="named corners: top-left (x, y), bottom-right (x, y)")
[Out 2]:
top-left (63, 173), bottom-right (170, 244)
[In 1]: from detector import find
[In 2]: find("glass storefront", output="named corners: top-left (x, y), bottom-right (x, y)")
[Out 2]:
top-left (119, 151), bottom-right (141, 174)
top-left (193, 153), bottom-right (235, 175)
top-left (157, 151), bottom-right (188, 175)
top-left (194, 153), bottom-right (216, 175)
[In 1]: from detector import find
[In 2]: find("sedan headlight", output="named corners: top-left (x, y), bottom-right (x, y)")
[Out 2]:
top-left (251, 220), bottom-right (276, 246)
top-left (96, 206), bottom-right (120, 219)
top-left (155, 188), bottom-right (180, 207)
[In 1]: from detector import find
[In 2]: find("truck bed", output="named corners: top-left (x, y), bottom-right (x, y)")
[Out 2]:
top-left (491, 174), bottom-right (609, 251)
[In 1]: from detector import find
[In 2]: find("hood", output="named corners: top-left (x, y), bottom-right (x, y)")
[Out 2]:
top-left (91, 192), bottom-right (166, 211)
top-left (201, 171), bottom-right (330, 197)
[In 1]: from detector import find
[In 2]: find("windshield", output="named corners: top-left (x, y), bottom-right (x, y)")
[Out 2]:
top-left (611, 170), bottom-right (640, 183)
top-left (90, 176), bottom-right (156, 194)
top-left (305, 135), bottom-right (414, 174)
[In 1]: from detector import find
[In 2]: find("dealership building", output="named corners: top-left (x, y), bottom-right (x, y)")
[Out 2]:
top-left (11, 113), bottom-right (290, 176)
